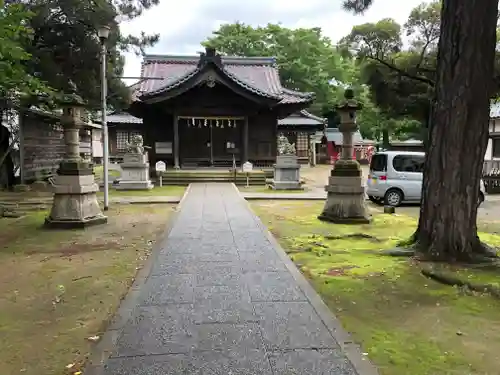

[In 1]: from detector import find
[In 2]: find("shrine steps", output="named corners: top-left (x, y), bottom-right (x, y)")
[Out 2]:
top-left (157, 170), bottom-right (267, 186)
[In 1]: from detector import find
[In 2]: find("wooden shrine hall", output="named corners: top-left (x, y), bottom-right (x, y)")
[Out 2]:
top-left (127, 47), bottom-right (315, 169)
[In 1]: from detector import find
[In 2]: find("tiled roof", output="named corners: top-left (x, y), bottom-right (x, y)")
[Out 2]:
top-left (107, 112), bottom-right (142, 124)
top-left (93, 112), bottom-right (142, 124)
top-left (325, 127), bottom-right (364, 145)
top-left (278, 110), bottom-right (325, 126)
top-left (132, 50), bottom-right (314, 105)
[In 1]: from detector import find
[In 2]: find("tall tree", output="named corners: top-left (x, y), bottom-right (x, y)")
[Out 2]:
top-left (404, 0), bottom-right (441, 55)
top-left (5, 0), bottom-right (159, 109)
top-left (0, 1), bottom-right (50, 102)
top-left (340, 16), bottom-right (433, 141)
top-left (339, 18), bottom-right (402, 59)
top-left (344, 0), bottom-right (499, 262)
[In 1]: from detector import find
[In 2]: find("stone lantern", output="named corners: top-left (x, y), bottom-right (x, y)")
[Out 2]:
top-left (45, 83), bottom-right (107, 228)
top-left (318, 88), bottom-right (370, 224)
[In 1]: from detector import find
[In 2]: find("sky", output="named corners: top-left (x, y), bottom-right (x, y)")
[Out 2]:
top-left (119, 0), bottom-right (424, 83)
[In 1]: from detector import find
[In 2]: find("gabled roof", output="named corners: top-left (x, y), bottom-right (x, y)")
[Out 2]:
top-left (93, 111), bottom-right (142, 124)
top-left (131, 48), bottom-right (314, 106)
top-left (278, 110), bottom-right (325, 126)
top-left (106, 112), bottom-right (142, 124)
top-left (325, 127), bottom-right (364, 145)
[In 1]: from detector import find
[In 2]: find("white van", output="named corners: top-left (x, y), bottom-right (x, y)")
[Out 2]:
top-left (366, 151), bottom-right (486, 207)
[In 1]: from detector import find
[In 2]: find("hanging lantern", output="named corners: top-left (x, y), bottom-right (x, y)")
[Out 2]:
top-left (204, 118), bottom-right (208, 127)
top-left (228, 119), bottom-right (232, 128)
top-left (216, 119), bottom-right (219, 128)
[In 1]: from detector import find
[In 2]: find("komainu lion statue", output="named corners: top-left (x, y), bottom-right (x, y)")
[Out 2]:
top-left (126, 134), bottom-right (145, 154)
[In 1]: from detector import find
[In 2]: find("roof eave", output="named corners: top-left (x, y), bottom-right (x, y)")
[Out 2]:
top-left (138, 63), bottom-right (281, 105)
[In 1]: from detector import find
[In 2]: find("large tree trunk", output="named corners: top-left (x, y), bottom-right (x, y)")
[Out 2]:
top-left (415, 0), bottom-right (499, 262)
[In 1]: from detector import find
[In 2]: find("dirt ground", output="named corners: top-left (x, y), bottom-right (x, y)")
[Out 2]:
top-left (301, 164), bottom-right (369, 192)
top-left (0, 204), bottom-right (175, 375)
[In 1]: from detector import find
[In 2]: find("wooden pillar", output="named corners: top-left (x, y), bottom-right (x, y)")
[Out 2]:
top-left (19, 113), bottom-right (25, 183)
top-left (173, 113), bottom-right (180, 169)
top-left (242, 116), bottom-right (249, 163)
top-left (311, 134), bottom-right (317, 167)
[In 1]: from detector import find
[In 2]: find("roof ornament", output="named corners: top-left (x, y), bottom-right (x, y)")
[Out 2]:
top-left (206, 76), bottom-right (216, 88)
top-left (198, 46), bottom-right (223, 69)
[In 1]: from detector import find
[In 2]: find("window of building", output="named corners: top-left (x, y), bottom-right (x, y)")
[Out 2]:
top-left (492, 139), bottom-right (500, 158)
top-left (392, 154), bottom-right (425, 173)
top-left (116, 130), bottom-right (142, 151)
top-left (296, 132), bottom-right (309, 156)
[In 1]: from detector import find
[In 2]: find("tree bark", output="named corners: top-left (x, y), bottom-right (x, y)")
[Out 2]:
top-left (414, 0), bottom-right (499, 262)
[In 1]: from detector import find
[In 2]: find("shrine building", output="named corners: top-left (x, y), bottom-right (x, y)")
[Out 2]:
top-left (125, 47), bottom-right (315, 169)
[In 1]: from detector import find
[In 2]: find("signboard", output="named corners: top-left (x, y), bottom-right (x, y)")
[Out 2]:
top-left (242, 161), bottom-right (253, 173)
top-left (155, 161), bottom-right (166, 173)
top-left (155, 142), bottom-right (172, 154)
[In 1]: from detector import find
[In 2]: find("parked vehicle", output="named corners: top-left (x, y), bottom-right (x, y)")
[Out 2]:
top-left (366, 151), bottom-right (486, 207)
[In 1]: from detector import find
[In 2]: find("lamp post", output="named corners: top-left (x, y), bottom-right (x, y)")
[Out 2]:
top-left (98, 25), bottom-right (110, 211)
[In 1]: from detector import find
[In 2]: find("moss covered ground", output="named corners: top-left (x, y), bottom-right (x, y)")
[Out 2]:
top-left (0, 205), bottom-right (174, 375)
top-left (252, 201), bottom-right (500, 375)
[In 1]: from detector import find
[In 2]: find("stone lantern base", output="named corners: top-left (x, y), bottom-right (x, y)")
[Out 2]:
top-left (271, 155), bottom-right (302, 190)
top-left (115, 153), bottom-right (153, 190)
top-left (318, 160), bottom-right (370, 224)
top-left (45, 161), bottom-right (107, 229)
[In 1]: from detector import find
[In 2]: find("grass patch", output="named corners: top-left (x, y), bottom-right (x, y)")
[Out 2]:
top-left (93, 165), bottom-right (121, 179)
top-left (97, 185), bottom-right (186, 197)
top-left (0, 205), bottom-right (175, 375)
top-left (252, 201), bottom-right (500, 375)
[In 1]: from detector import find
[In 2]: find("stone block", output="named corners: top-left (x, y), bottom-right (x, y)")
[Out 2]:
top-left (30, 181), bottom-right (48, 192)
top-left (117, 152), bottom-right (153, 190)
top-left (45, 171), bottom-right (106, 228)
top-left (271, 154), bottom-right (302, 190)
top-left (13, 184), bottom-right (30, 192)
top-left (122, 153), bottom-right (148, 165)
top-left (115, 180), bottom-right (153, 190)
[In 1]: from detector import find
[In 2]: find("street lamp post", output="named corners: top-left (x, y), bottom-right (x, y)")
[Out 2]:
top-left (98, 25), bottom-right (110, 211)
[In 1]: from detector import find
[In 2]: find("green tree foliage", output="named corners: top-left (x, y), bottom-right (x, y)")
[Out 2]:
top-left (339, 18), bottom-right (402, 59)
top-left (3, 0), bottom-right (160, 109)
top-left (0, 1), bottom-right (50, 102)
top-left (340, 1), bottom-right (440, 140)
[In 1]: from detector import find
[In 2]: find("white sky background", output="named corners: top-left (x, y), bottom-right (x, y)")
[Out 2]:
top-left (119, 0), bottom-right (424, 83)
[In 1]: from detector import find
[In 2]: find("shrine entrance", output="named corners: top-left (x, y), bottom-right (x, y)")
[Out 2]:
top-left (178, 116), bottom-right (244, 167)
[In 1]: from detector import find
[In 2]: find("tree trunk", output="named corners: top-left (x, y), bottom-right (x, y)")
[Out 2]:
top-left (415, 0), bottom-right (499, 262)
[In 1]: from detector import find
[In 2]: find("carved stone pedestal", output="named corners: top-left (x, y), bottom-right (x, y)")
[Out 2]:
top-left (318, 160), bottom-right (370, 224)
top-left (271, 155), bottom-right (302, 190)
top-left (45, 161), bottom-right (107, 228)
top-left (116, 153), bottom-right (153, 190)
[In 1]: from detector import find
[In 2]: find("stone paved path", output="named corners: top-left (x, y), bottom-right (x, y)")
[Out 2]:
top-left (96, 183), bottom-right (373, 375)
